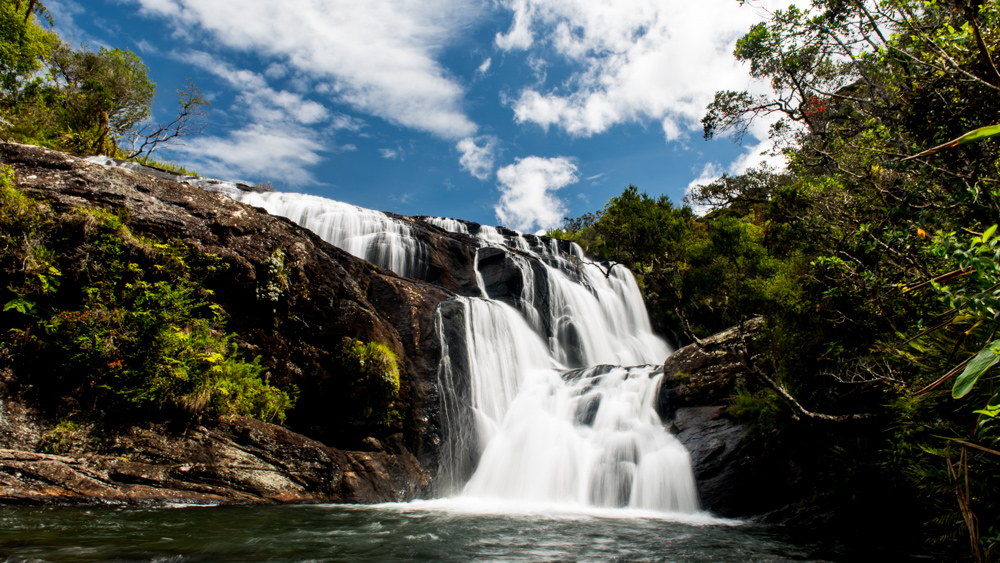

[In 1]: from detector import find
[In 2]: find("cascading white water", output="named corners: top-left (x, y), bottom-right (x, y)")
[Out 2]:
top-left (82, 160), bottom-right (701, 515)
top-left (436, 277), bottom-right (698, 513)
top-left (463, 364), bottom-right (698, 511)
top-left (422, 216), bottom-right (469, 234)
top-left (200, 189), bottom-right (430, 279)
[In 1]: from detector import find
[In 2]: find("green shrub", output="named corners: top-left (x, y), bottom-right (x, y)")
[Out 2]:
top-left (37, 420), bottom-right (81, 454)
top-left (0, 182), bottom-right (295, 424)
top-left (729, 385), bottom-right (784, 438)
top-left (341, 339), bottom-right (401, 426)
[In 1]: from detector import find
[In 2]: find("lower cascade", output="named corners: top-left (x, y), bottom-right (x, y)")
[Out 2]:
top-left (436, 297), bottom-right (700, 513)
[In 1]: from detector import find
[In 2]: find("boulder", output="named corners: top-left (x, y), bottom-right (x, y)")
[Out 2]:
top-left (659, 319), bottom-right (761, 417)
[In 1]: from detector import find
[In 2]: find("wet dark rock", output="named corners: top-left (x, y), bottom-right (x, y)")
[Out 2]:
top-left (672, 406), bottom-right (763, 517)
top-left (477, 246), bottom-right (524, 302)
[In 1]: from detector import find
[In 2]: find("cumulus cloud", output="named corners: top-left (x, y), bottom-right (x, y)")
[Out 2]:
top-left (495, 156), bottom-right (578, 232)
top-left (495, 0), bottom-right (784, 142)
top-left (130, 0), bottom-right (482, 139)
top-left (379, 148), bottom-right (400, 159)
top-left (457, 136), bottom-right (498, 180)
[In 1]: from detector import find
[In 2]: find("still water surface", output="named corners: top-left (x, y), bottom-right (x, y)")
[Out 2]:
top-left (0, 499), bottom-right (848, 562)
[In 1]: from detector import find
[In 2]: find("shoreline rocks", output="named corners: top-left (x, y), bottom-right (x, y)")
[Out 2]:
top-left (0, 414), bottom-right (429, 506)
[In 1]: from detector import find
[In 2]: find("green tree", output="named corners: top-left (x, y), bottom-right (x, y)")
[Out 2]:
top-left (0, 0), bottom-right (56, 97)
top-left (694, 0), bottom-right (1000, 559)
top-left (47, 43), bottom-right (156, 153)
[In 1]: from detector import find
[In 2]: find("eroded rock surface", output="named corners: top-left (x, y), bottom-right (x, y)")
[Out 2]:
top-left (0, 416), bottom-right (428, 505)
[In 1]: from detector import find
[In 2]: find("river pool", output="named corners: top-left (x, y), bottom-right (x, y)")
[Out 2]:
top-left (0, 499), bottom-right (852, 562)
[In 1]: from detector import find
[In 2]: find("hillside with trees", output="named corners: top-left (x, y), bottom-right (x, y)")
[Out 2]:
top-left (550, 1), bottom-right (1000, 560)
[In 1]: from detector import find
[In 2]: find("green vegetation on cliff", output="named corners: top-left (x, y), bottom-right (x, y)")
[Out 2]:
top-left (340, 339), bottom-right (403, 429)
top-left (552, 1), bottom-right (1000, 559)
top-left (0, 166), bottom-right (295, 423)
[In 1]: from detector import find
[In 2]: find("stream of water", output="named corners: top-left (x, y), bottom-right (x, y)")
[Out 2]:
top-left (0, 503), bottom-right (849, 562)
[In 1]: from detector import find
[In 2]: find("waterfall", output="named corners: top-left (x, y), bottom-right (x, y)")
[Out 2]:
top-left (159, 175), bottom-right (699, 514)
top-left (462, 364), bottom-right (698, 511)
top-left (421, 216), bottom-right (469, 234)
top-left (434, 262), bottom-right (699, 513)
top-left (209, 189), bottom-right (431, 280)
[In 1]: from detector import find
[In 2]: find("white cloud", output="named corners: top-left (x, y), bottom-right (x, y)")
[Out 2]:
top-left (379, 148), bottom-right (399, 159)
top-left (476, 57), bottom-right (492, 75)
top-left (457, 136), bottom-right (498, 180)
top-left (329, 114), bottom-right (366, 132)
top-left (264, 63), bottom-right (288, 80)
top-left (495, 0), bottom-right (785, 142)
top-left (130, 0), bottom-right (481, 139)
top-left (169, 124), bottom-right (325, 185)
top-left (160, 50), bottom-right (347, 184)
top-left (180, 50), bottom-right (329, 126)
top-left (495, 156), bottom-right (578, 232)
top-left (496, 0), bottom-right (537, 50)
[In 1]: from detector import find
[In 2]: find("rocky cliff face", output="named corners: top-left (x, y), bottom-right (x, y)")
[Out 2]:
top-left (655, 318), bottom-right (814, 520)
top-left (0, 142), bottom-right (453, 504)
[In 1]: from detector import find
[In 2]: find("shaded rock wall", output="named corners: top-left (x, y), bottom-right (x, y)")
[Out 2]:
top-left (658, 319), bottom-right (771, 518)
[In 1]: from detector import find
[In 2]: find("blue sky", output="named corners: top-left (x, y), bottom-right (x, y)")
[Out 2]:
top-left (52, 0), bottom-right (782, 232)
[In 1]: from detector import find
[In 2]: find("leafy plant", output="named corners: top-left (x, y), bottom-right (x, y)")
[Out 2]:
top-left (340, 338), bottom-right (401, 427)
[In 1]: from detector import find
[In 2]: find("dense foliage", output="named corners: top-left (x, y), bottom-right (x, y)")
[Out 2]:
top-left (0, 167), bottom-right (296, 424)
top-left (552, 0), bottom-right (1000, 559)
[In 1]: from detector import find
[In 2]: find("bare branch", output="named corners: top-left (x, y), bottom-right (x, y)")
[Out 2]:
top-left (123, 78), bottom-right (209, 160)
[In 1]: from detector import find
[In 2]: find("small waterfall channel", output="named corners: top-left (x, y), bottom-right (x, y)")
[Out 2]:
top-left (90, 163), bottom-right (701, 515)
